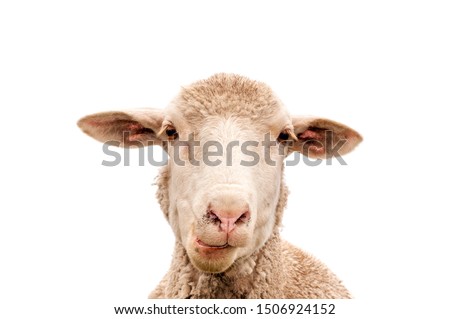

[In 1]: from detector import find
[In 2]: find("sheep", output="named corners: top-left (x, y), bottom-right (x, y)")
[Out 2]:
top-left (78, 73), bottom-right (362, 298)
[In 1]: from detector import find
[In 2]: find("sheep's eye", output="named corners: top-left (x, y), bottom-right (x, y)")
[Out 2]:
top-left (277, 131), bottom-right (290, 142)
top-left (166, 129), bottom-right (177, 136)
top-left (165, 127), bottom-right (178, 139)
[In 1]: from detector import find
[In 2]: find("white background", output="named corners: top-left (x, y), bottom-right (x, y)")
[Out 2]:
top-left (1, 1), bottom-right (449, 318)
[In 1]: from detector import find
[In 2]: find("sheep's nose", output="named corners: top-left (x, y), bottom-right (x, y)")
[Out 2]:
top-left (206, 209), bottom-right (251, 233)
top-left (205, 185), bottom-right (252, 233)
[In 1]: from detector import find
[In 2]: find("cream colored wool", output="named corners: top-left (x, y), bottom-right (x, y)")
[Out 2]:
top-left (78, 73), bottom-right (361, 299)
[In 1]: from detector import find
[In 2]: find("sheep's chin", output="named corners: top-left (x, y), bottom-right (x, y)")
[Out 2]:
top-left (186, 243), bottom-right (238, 273)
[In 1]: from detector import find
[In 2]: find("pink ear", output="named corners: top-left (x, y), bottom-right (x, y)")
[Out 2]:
top-left (298, 129), bottom-right (323, 140)
top-left (291, 117), bottom-right (362, 158)
top-left (297, 128), bottom-right (328, 157)
top-left (78, 109), bottom-right (164, 147)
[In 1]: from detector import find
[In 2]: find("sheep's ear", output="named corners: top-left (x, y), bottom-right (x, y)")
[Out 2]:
top-left (289, 116), bottom-right (362, 159)
top-left (77, 108), bottom-right (165, 147)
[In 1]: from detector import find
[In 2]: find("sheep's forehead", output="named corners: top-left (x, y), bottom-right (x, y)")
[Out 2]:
top-left (168, 74), bottom-right (289, 128)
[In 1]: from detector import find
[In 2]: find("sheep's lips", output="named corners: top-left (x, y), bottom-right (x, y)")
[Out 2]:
top-left (193, 238), bottom-right (235, 261)
top-left (188, 238), bottom-right (238, 273)
top-left (195, 238), bottom-right (229, 250)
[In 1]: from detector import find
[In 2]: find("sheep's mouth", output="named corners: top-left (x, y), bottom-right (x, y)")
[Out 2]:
top-left (195, 238), bottom-right (229, 249)
top-left (190, 238), bottom-right (237, 273)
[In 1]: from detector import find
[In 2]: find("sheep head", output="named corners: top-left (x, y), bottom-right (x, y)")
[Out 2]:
top-left (78, 73), bottom-right (362, 274)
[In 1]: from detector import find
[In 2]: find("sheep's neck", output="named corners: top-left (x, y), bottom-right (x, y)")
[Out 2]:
top-left (167, 231), bottom-right (286, 298)
top-left (155, 165), bottom-right (289, 298)
top-left (165, 178), bottom-right (288, 298)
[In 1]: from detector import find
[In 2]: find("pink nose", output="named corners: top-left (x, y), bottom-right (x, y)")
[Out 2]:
top-left (206, 209), bottom-right (250, 233)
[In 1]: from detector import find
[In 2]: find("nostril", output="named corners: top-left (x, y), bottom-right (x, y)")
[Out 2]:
top-left (206, 210), bottom-right (220, 223)
top-left (237, 211), bottom-right (250, 224)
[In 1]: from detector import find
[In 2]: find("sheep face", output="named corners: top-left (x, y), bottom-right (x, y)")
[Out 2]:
top-left (78, 74), bottom-right (362, 274)
top-left (163, 112), bottom-right (288, 273)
